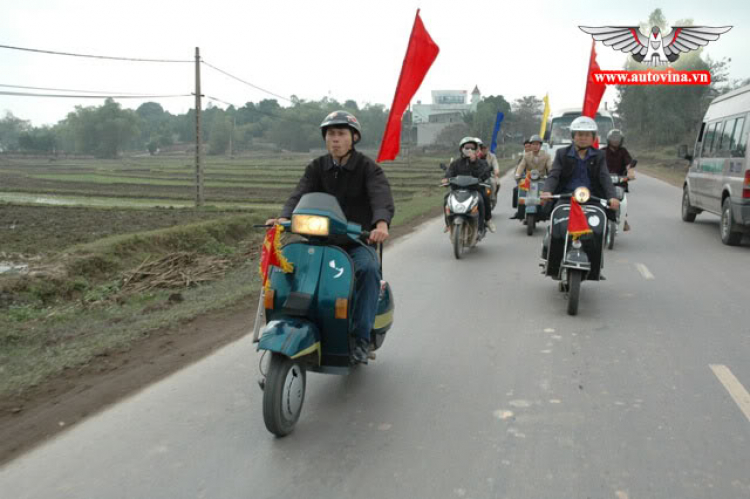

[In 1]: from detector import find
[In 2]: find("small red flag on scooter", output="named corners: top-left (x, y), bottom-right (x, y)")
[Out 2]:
top-left (259, 225), bottom-right (293, 289)
top-left (568, 197), bottom-right (593, 239)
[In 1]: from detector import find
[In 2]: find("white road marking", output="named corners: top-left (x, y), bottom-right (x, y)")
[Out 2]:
top-left (635, 263), bottom-right (655, 280)
top-left (710, 364), bottom-right (750, 423)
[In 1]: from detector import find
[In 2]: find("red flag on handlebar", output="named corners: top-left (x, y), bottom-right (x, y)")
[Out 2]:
top-left (568, 197), bottom-right (593, 239)
top-left (259, 225), bottom-right (293, 289)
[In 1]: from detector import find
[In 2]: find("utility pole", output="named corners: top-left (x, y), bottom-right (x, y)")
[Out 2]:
top-left (406, 103), bottom-right (412, 168)
top-left (228, 115), bottom-right (235, 159)
top-left (194, 47), bottom-right (204, 207)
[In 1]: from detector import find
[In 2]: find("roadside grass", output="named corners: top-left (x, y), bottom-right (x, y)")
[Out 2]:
top-left (632, 145), bottom-right (689, 188)
top-left (0, 153), bottom-right (445, 398)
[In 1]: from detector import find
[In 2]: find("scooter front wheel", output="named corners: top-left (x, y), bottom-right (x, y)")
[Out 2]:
top-left (263, 353), bottom-right (306, 437)
top-left (526, 214), bottom-right (536, 236)
top-left (567, 270), bottom-right (582, 316)
top-left (452, 223), bottom-right (463, 259)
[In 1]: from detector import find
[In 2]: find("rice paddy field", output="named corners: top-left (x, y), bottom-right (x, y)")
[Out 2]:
top-left (0, 151), bottom-right (448, 255)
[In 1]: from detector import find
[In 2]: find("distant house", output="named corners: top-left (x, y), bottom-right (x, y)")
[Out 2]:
top-left (409, 87), bottom-right (481, 146)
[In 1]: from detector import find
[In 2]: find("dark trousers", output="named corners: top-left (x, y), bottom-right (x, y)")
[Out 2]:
top-left (348, 245), bottom-right (381, 343)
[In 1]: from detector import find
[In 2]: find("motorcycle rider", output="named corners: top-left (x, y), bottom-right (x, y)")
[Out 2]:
top-left (265, 111), bottom-right (395, 364)
top-left (511, 134), bottom-right (552, 221)
top-left (605, 129), bottom-right (635, 231)
top-left (442, 136), bottom-right (495, 233)
top-left (540, 116), bottom-right (619, 270)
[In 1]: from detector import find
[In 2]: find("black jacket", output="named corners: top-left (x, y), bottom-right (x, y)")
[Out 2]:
top-left (445, 157), bottom-right (491, 182)
top-left (280, 150), bottom-right (395, 229)
top-left (543, 145), bottom-right (616, 200)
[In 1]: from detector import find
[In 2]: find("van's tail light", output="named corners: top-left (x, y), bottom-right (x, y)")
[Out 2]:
top-left (744, 171), bottom-right (750, 199)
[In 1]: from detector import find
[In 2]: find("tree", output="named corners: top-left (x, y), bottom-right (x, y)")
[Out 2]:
top-left (467, 95), bottom-right (512, 143)
top-left (508, 96), bottom-right (543, 141)
top-left (18, 127), bottom-right (56, 153)
top-left (435, 123), bottom-right (471, 149)
top-left (208, 116), bottom-right (232, 155)
top-left (615, 9), bottom-right (730, 145)
top-left (62, 98), bottom-right (140, 158)
top-left (0, 111), bottom-right (30, 152)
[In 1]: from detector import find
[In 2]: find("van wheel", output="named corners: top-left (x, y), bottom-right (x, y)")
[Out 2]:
top-left (682, 188), bottom-right (697, 222)
top-left (720, 198), bottom-right (742, 246)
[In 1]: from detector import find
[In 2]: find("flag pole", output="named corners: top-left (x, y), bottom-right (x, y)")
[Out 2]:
top-left (251, 287), bottom-right (266, 343)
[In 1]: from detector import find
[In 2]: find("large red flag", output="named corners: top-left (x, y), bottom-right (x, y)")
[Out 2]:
top-left (582, 41), bottom-right (606, 148)
top-left (377, 9), bottom-right (439, 162)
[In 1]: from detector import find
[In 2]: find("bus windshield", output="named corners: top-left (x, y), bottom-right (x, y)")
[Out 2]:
top-left (550, 115), bottom-right (615, 145)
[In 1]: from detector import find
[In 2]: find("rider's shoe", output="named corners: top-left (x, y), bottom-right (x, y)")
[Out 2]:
top-left (486, 220), bottom-right (496, 233)
top-left (352, 340), bottom-right (369, 365)
top-left (443, 225), bottom-right (450, 233)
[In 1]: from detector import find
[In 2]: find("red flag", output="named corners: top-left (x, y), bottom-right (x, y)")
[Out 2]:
top-left (377, 9), bottom-right (439, 162)
top-left (519, 171), bottom-right (531, 191)
top-left (568, 197), bottom-right (593, 239)
top-left (259, 225), bottom-right (293, 289)
top-left (582, 41), bottom-right (606, 149)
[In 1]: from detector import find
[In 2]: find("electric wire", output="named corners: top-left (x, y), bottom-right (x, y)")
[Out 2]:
top-left (201, 60), bottom-right (293, 103)
top-left (0, 90), bottom-right (191, 99)
top-left (0, 43), bottom-right (192, 63)
top-left (0, 83), bottom-right (181, 96)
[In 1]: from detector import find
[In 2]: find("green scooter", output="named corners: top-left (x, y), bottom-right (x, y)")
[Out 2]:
top-left (254, 192), bottom-right (395, 437)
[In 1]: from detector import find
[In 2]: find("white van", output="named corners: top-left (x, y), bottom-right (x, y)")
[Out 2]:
top-left (681, 84), bottom-right (750, 245)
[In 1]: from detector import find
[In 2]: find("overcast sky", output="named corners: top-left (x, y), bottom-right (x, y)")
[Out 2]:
top-left (1, 0), bottom-right (747, 126)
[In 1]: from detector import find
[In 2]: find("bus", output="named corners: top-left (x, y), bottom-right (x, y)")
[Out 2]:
top-left (546, 108), bottom-right (617, 156)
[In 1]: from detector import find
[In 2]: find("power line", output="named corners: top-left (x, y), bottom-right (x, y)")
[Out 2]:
top-left (0, 43), bottom-right (192, 63)
top-left (201, 60), bottom-right (293, 103)
top-left (0, 90), bottom-right (191, 99)
top-left (0, 83), bottom-right (180, 96)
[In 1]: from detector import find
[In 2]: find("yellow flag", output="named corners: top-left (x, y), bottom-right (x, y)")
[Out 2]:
top-left (539, 93), bottom-right (551, 138)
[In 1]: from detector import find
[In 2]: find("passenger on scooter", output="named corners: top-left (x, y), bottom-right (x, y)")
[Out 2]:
top-left (479, 143), bottom-right (501, 182)
top-left (265, 110), bottom-right (395, 364)
top-left (605, 129), bottom-right (635, 231)
top-left (442, 137), bottom-right (495, 232)
top-left (511, 135), bottom-right (552, 221)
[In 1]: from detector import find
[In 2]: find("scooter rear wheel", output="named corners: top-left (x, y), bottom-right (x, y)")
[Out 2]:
top-left (567, 270), bottom-right (582, 316)
top-left (263, 353), bottom-right (306, 437)
top-left (607, 220), bottom-right (616, 250)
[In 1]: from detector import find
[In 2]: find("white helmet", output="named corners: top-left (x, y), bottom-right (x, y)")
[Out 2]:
top-left (570, 116), bottom-right (598, 138)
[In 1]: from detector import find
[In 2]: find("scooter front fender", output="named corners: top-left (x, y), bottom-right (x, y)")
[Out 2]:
top-left (258, 318), bottom-right (321, 364)
top-left (562, 248), bottom-right (591, 271)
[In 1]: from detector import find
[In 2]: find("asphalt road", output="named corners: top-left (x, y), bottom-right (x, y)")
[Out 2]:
top-left (2, 173), bottom-right (749, 499)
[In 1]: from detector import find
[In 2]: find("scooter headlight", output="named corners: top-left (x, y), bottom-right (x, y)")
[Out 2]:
top-left (573, 187), bottom-right (591, 204)
top-left (292, 215), bottom-right (330, 236)
top-left (449, 197), bottom-right (468, 213)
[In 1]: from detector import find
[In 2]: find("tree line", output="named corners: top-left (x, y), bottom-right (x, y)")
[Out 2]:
top-left (0, 10), bottom-right (746, 159)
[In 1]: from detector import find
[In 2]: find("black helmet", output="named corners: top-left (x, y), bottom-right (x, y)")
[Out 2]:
top-left (320, 110), bottom-right (362, 144)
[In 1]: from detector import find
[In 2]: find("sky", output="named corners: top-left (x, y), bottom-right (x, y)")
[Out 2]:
top-left (1, 0), bottom-right (748, 127)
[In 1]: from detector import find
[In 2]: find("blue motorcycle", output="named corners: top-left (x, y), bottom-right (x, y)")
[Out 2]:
top-left (254, 193), bottom-right (395, 436)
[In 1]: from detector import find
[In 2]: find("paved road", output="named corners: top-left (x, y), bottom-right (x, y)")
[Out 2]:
top-left (2, 174), bottom-right (749, 499)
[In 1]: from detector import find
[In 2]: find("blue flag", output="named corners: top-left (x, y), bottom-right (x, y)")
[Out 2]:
top-left (490, 112), bottom-right (504, 154)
